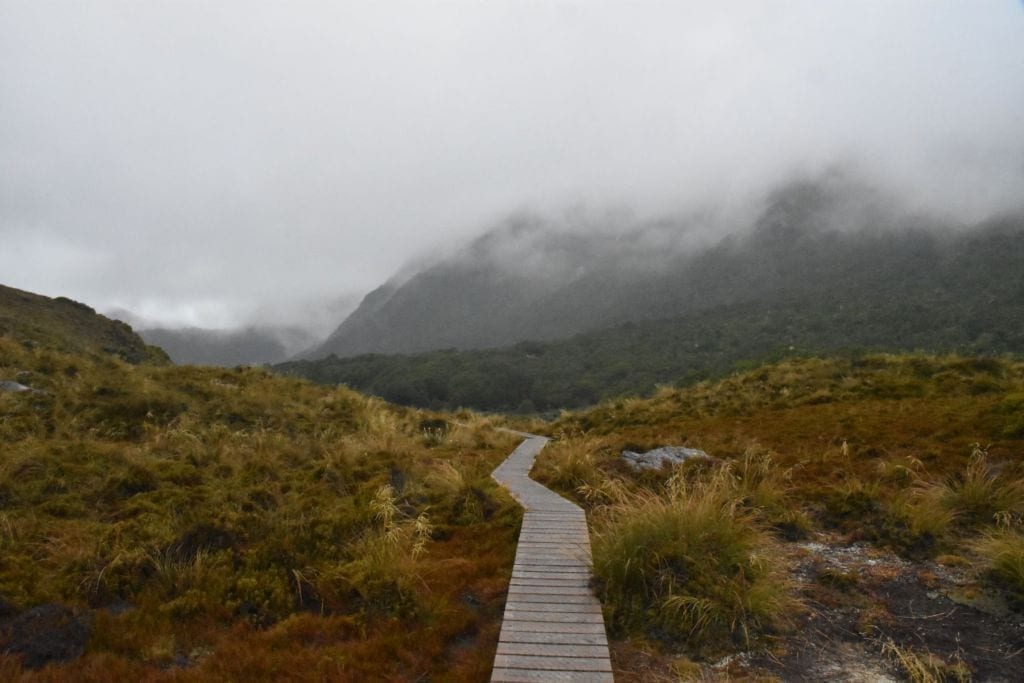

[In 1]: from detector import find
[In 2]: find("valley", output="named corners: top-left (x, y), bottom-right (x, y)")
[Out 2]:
top-left (5, 3), bottom-right (1023, 680)
top-left (1, 287), bottom-right (1022, 680)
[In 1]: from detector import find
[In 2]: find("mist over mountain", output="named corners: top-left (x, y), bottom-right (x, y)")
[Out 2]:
top-left (105, 294), bottom-right (359, 366)
top-left (306, 173), bottom-right (983, 361)
top-left (282, 188), bottom-right (1024, 411)
top-left (136, 326), bottom-right (318, 366)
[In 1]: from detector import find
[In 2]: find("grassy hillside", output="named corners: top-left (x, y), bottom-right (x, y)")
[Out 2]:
top-left (530, 354), bottom-right (1024, 679)
top-left (0, 284), bottom-right (167, 364)
top-left (6, 279), bottom-right (1024, 680)
top-left (0, 335), bottom-right (521, 680)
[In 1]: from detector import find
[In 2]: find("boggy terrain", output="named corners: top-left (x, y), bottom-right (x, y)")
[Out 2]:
top-left (531, 354), bottom-right (1024, 681)
top-left (3, 306), bottom-right (1024, 681)
top-left (0, 335), bottom-right (521, 680)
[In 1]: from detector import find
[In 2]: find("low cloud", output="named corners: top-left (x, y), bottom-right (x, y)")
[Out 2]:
top-left (1, 1), bottom-right (1022, 328)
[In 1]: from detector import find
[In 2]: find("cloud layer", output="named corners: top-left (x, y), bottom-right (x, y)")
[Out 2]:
top-left (2, 1), bottom-right (1022, 327)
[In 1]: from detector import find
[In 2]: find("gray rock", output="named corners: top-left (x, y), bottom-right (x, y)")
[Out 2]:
top-left (621, 446), bottom-right (711, 470)
top-left (0, 380), bottom-right (33, 393)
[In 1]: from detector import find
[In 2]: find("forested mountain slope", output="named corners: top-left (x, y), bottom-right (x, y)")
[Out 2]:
top-left (308, 176), bottom-right (1021, 361)
top-left (280, 209), bottom-right (1024, 412)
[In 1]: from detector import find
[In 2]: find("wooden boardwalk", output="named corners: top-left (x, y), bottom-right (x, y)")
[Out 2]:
top-left (490, 434), bottom-right (614, 682)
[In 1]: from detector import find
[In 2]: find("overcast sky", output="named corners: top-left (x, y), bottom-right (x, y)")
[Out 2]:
top-left (2, 1), bottom-right (1023, 329)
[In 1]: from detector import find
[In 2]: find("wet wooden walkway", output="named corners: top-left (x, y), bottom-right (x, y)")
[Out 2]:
top-left (490, 434), bottom-right (614, 682)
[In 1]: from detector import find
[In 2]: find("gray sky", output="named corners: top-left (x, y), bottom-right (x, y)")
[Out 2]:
top-left (2, 1), bottom-right (1023, 329)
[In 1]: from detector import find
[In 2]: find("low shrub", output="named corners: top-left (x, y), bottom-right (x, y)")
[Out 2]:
top-left (910, 445), bottom-right (1024, 531)
top-left (591, 467), bottom-right (799, 653)
top-left (972, 528), bottom-right (1024, 607)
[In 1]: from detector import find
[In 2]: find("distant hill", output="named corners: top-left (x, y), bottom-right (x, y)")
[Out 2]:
top-left (307, 175), bottom-right (990, 360)
top-left (105, 294), bottom-right (359, 367)
top-left (0, 284), bottom-right (168, 364)
top-left (137, 325), bottom-right (318, 366)
top-left (278, 209), bottom-right (1024, 412)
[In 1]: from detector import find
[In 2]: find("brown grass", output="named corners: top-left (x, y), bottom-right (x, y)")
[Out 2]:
top-left (0, 336), bottom-right (520, 679)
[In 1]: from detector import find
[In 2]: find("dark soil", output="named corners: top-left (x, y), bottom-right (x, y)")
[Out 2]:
top-left (871, 571), bottom-right (1024, 681)
top-left (0, 603), bottom-right (93, 670)
top-left (607, 538), bottom-right (1024, 681)
top-left (746, 540), bottom-right (1024, 682)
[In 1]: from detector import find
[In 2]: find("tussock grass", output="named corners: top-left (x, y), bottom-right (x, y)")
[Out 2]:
top-left (972, 528), bottom-right (1024, 605)
top-left (879, 638), bottom-right (970, 683)
top-left (902, 444), bottom-right (1024, 546)
top-left (591, 465), bottom-right (799, 653)
top-left (0, 336), bottom-right (519, 678)
top-left (731, 446), bottom-right (811, 538)
top-left (531, 435), bottom-right (605, 494)
top-left (931, 445), bottom-right (1024, 527)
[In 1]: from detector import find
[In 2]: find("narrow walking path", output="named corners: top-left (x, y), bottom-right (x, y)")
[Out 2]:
top-left (490, 434), bottom-right (614, 682)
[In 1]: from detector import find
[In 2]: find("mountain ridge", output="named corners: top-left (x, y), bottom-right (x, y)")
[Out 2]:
top-left (279, 206), bottom-right (1024, 412)
top-left (306, 176), bottom-right (976, 360)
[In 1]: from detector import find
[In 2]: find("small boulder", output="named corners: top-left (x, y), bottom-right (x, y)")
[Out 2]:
top-left (621, 446), bottom-right (711, 470)
top-left (0, 380), bottom-right (32, 393)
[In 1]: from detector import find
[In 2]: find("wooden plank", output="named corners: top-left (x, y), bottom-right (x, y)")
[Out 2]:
top-left (513, 561), bottom-right (591, 570)
top-left (510, 582), bottom-right (593, 589)
top-left (497, 642), bottom-right (609, 658)
top-left (514, 558), bottom-right (589, 565)
top-left (520, 520), bottom-right (587, 525)
top-left (503, 610), bottom-right (605, 624)
top-left (517, 532), bottom-right (589, 540)
top-left (513, 571), bottom-right (591, 580)
top-left (510, 576), bottom-right (591, 585)
top-left (514, 557), bottom-right (591, 566)
top-left (505, 593), bottom-right (598, 604)
top-left (512, 557), bottom-right (589, 566)
top-left (494, 654), bottom-right (613, 672)
top-left (512, 560), bottom-right (590, 568)
top-left (516, 542), bottom-right (590, 549)
top-left (514, 554), bottom-right (590, 562)
top-left (509, 584), bottom-right (594, 594)
top-left (517, 542), bottom-right (588, 549)
top-left (508, 586), bottom-right (594, 594)
top-left (504, 602), bottom-right (603, 614)
top-left (515, 551), bottom-right (589, 558)
top-left (499, 620), bottom-right (607, 634)
top-left (497, 630), bottom-right (608, 645)
top-left (512, 575), bottom-right (592, 584)
top-left (517, 548), bottom-right (586, 557)
top-left (491, 668), bottom-right (614, 682)
top-left (521, 520), bottom-right (585, 526)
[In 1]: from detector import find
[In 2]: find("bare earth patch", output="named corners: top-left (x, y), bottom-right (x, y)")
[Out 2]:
top-left (608, 535), bottom-right (1024, 681)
